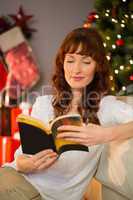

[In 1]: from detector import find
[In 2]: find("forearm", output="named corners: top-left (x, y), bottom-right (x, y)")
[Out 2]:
top-left (108, 121), bottom-right (133, 141)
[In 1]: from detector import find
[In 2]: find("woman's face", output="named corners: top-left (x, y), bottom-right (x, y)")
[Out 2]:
top-left (64, 51), bottom-right (97, 90)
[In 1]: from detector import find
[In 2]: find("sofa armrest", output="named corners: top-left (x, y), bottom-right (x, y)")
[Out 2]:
top-left (95, 138), bottom-right (133, 199)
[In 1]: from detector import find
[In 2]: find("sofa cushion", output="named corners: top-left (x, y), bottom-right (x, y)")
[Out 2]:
top-left (95, 138), bottom-right (133, 199)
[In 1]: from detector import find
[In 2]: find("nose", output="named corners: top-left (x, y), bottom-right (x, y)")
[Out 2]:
top-left (73, 61), bottom-right (82, 73)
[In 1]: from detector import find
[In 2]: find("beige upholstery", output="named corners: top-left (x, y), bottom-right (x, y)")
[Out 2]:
top-left (95, 138), bottom-right (133, 200)
top-left (83, 96), bottom-right (133, 200)
top-left (101, 185), bottom-right (129, 200)
top-left (95, 96), bottom-right (133, 200)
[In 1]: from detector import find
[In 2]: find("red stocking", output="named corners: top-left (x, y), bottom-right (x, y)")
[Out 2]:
top-left (0, 59), bottom-right (8, 92)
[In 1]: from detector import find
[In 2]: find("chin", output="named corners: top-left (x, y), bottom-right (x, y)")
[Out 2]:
top-left (71, 84), bottom-right (86, 89)
top-left (67, 80), bottom-right (90, 90)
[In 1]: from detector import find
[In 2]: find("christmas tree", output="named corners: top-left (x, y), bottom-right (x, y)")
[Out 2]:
top-left (84, 0), bottom-right (133, 95)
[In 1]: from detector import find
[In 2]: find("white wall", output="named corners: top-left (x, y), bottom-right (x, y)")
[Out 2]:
top-left (0, 0), bottom-right (94, 94)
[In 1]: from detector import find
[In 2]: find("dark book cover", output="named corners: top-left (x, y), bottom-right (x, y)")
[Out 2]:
top-left (17, 114), bottom-right (89, 155)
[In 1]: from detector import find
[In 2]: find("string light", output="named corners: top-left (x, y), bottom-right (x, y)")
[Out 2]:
top-left (105, 13), bottom-right (109, 17)
top-left (121, 23), bottom-right (125, 27)
top-left (129, 59), bottom-right (133, 64)
top-left (122, 86), bottom-right (126, 91)
top-left (114, 69), bottom-right (119, 74)
top-left (112, 44), bottom-right (116, 49)
top-left (83, 23), bottom-right (91, 28)
top-left (106, 36), bottom-right (110, 40)
top-left (103, 43), bottom-right (107, 47)
top-left (112, 18), bottom-right (118, 23)
top-left (106, 55), bottom-right (111, 60)
top-left (131, 14), bottom-right (133, 19)
top-left (110, 75), bottom-right (114, 80)
top-left (95, 14), bottom-right (99, 19)
top-left (120, 65), bottom-right (124, 70)
top-left (106, 9), bottom-right (110, 13)
top-left (124, 14), bottom-right (129, 18)
top-left (111, 87), bottom-right (115, 91)
top-left (122, 0), bottom-right (127, 2)
top-left (121, 20), bottom-right (125, 23)
top-left (117, 34), bottom-right (122, 39)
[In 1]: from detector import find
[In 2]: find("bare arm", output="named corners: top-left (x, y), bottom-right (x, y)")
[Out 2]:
top-left (57, 121), bottom-right (133, 146)
top-left (108, 121), bottom-right (133, 141)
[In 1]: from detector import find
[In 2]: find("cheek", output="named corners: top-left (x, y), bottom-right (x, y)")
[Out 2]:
top-left (64, 65), bottom-right (71, 79)
top-left (85, 66), bottom-right (96, 78)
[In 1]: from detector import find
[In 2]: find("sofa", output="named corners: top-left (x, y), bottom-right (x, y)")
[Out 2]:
top-left (83, 96), bottom-right (133, 200)
top-left (95, 137), bottom-right (133, 200)
top-left (95, 96), bottom-right (133, 200)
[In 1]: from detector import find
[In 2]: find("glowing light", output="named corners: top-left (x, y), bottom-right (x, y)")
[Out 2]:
top-left (131, 14), bottom-right (133, 19)
top-left (83, 23), bottom-right (91, 28)
top-left (112, 44), bottom-right (116, 49)
top-left (120, 65), bottom-right (124, 70)
top-left (117, 34), bottom-right (122, 39)
top-left (106, 36), bottom-right (110, 40)
top-left (103, 43), bottom-right (107, 47)
top-left (121, 24), bottom-right (125, 27)
top-left (122, 86), bottom-right (126, 91)
top-left (129, 60), bottom-right (133, 64)
top-left (105, 13), bottom-right (109, 17)
top-left (124, 14), bottom-right (129, 18)
top-left (95, 14), bottom-right (99, 19)
top-left (112, 18), bottom-right (118, 23)
top-left (111, 87), bottom-right (115, 91)
top-left (110, 76), bottom-right (113, 80)
top-left (106, 55), bottom-right (111, 60)
top-left (114, 69), bottom-right (119, 74)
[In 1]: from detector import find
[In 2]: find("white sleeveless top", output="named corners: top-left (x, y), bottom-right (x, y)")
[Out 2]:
top-left (5, 95), bottom-right (133, 200)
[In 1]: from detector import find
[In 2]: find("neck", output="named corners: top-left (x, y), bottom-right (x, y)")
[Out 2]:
top-left (72, 89), bottom-right (82, 103)
top-left (69, 89), bottom-right (82, 114)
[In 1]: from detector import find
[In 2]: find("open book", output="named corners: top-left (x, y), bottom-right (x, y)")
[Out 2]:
top-left (17, 114), bottom-right (89, 155)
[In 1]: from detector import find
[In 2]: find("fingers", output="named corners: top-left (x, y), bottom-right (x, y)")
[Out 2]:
top-left (30, 149), bottom-right (58, 172)
top-left (34, 152), bottom-right (58, 168)
top-left (57, 125), bottom-right (84, 132)
top-left (37, 156), bottom-right (58, 170)
top-left (57, 131), bottom-right (88, 139)
top-left (34, 149), bottom-right (54, 160)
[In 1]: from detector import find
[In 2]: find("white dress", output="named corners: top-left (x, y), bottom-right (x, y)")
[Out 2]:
top-left (5, 95), bottom-right (133, 200)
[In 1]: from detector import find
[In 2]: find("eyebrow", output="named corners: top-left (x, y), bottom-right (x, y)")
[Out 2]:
top-left (82, 55), bottom-right (91, 59)
top-left (65, 54), bottom-right (74, 57)
top-left (65, 54), bottom-right (91, 59)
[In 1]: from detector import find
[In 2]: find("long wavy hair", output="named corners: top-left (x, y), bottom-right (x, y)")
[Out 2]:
top-left (52, 27), bottom-right (111, 124)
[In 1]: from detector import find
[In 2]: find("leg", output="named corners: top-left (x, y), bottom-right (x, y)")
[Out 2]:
top-left (102, 186), bottom-right (129, 200)
top-left (0, 167), bottom-right (42, 200)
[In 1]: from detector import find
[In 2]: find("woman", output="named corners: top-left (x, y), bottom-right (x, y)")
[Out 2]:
top-left (0, 27), bottom-right (133, 200)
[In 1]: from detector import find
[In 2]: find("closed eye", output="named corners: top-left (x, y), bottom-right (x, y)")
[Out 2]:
top-left (83, 61), bottom-right (91, 64)
top-left (66, 60), bottom-right (74, 63)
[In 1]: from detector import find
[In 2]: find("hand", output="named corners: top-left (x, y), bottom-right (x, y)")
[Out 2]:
top-left (57, 123), bottom-right (113, 146)
top-left (16, 149), bottom-right (58, 173)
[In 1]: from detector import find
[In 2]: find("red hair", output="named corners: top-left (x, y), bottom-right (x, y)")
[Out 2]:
top-left (52, 27), bottom-right (111, 124)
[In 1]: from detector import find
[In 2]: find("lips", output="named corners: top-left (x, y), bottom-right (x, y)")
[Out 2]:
top-left (72, 76), bottom-right (84, 81)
